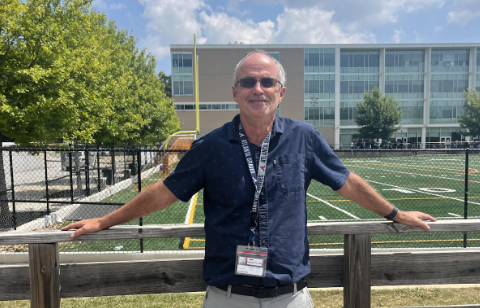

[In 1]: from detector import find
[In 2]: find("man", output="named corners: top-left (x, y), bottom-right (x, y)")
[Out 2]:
top-left (62, 51), bottom-right (435, 307)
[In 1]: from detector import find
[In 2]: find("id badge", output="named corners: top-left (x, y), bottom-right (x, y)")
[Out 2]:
top-left (235, 245), bottom-right (268, 277)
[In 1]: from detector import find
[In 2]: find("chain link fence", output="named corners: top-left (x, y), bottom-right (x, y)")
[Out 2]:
top-left (1, 146), bottom-right (479, 253)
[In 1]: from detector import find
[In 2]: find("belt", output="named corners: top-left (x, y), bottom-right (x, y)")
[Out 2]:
top-left (217, 280), bottom-right (308, 299)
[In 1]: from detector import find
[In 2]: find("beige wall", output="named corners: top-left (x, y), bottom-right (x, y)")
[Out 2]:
top-left (316, 126), bottom-right (335, 146)
top-left (176, 110), bottom-right (239, 136)
top-left (172, 47), bottom-right (305, 134)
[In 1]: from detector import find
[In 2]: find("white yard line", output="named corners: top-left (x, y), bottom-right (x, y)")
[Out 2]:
top-left (318, 216), bottom-right (328, 221)
top-left (184, 194), bottom-right (197, 225)
top-left (366, 180), bottom-right (480, 206)
top-left (307, 193), bottom-right (360, 220)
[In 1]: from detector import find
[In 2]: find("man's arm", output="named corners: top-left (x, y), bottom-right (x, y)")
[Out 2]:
top-left (336, 172), bottom-right (436, 230)
top-left (61, 181), bottom-right (178, 238)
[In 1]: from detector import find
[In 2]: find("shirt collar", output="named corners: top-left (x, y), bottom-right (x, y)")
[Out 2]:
top-left (228, 114), bottom-right (284, 143)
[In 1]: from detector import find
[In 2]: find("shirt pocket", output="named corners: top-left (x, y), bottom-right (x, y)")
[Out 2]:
top-left (274, 154), bottom-right (305, 193)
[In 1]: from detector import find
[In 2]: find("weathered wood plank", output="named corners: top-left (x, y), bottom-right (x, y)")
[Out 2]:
top-left (2, 251), bottom-right (480, 301)
top-left (344, 234), bottom-right (371, 308)
top-left (3, 220), bottom-right (480, 245)
top-left (28, 243), bottom-right (60, 308)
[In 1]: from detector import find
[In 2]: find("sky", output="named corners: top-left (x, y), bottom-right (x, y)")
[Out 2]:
top-left (91, 0), bottom-right (480, 75)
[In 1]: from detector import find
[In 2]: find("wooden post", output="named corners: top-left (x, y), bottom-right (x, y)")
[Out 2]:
top-left (343, 234), bottom-right (371, 308)
top-left (28, 243), bottom-right (60, 308)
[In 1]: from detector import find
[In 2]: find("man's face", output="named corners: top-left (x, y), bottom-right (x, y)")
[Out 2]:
top-left (232, 54), bottom-right (286, 122)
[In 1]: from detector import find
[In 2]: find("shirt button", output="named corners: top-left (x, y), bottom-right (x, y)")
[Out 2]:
top-left (261, 215), bottom-right (265, 219)
top-left (261, 192), bottom-right (264, 195)
top-left (262, 240), bottom-right (266, 244)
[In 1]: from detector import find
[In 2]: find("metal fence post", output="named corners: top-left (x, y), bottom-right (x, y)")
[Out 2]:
top-left (111, 146), bottom-right (115, 185)
top-left (464, 149), bottom-right (469, 248)
top-left (44, 150), bottom-right (50, 215)
top-left (85, 147), bottom-right (90, 196)
top-left (68, 151), bottom-right (74, 204)
top-left (97, 146), bottom-right (101, 192)
top-left (138, 148), bottom-right (143, 253)
top-left (9, 149), bottom-right (16, 230)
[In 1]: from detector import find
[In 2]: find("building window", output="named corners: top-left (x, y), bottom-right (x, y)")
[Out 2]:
top-left (431, 49), bottom-right (469, 72)
top-left (304, 74), bottom-right (335, 99)
top-left (268, 52), bottom-right (280, 61)
top-left (340, 75), bottom-right (379, 100)
top-left (399, 101), bottom-right (424, 124)
top-left (340, 50), bottom-right (379, 73)
top-left (430, 74), bottom-right (468, 99)
top-left (340, 101), bottom-right (358, 126)
top-left (476, 74), bottom-right (480, 93)
top-left (385, 50), bottom-right (424, 73)
top-left (477, 49), bottom-right (480, 72)
top-left (304, 100), bottom-right (335, 126)
top-left (304, 48), bottom-right (335, 73)
top-left (172, 53), bottom-right (194, 95)
top-left (429, 100), bottom-right (464, 124)
top-left (384, 74), bottom-right (424, 99)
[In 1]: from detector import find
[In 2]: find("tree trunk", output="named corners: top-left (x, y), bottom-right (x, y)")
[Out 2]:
top-left (0, 132), bottom-right (13, 230)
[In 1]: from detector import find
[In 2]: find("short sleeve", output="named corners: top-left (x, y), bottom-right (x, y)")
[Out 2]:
top-left (310, 130), bottom-right (350, 191)
top-left (163, 138), bottom-right (207, 202)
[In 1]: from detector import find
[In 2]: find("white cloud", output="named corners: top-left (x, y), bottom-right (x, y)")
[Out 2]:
top-left (138, 0), bottom-right (206, 58)
top-left (391, 28), bottom-right (406, 43)
top-left (226, 0), bottom-right (250, 16)
top-left (446, 0), bottom-right (480, 25)
top-left (323, 0), bottom-right (444, 31)
top-left (275, 8), bottom-right (376, 44)
top-left (138, 0), bottom-right (376, 61)
top-left (200, 12), bottom-right (275, 44)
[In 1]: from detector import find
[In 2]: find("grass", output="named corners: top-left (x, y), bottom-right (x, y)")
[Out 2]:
top-left (2, 287), bottom-right (480, 307)
top-left (8, 153), bottom-right (478, 253)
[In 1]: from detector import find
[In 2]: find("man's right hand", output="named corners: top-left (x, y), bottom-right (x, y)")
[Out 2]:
top-left (61, 218), bottom-right (104, 239)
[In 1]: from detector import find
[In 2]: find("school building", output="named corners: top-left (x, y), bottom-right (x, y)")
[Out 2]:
top-left (170, 43), bottom-right (480, 149)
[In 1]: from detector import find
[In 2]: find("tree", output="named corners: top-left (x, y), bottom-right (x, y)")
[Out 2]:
top-left (458, 89), bottom-right (480, 137)
top-left (354, 88), bottom-right (403, 142)
top-left (0, 0), bottom-right (180, 229)
top-left (158, 71), bottom-right (172, 98)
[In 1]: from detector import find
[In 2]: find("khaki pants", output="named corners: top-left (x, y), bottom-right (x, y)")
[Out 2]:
top-left (202, 285), bottom-right (314, 308)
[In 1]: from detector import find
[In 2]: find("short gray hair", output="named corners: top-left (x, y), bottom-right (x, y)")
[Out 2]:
top-left (233, 50), bottom-right (286, 87)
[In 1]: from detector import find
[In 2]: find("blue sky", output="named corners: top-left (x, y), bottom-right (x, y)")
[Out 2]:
top-left (92, 0), bottom-right (480, 75)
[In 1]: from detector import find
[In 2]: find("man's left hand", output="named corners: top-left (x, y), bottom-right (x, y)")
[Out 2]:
top-left (393, 211), bottom-right (437, 231)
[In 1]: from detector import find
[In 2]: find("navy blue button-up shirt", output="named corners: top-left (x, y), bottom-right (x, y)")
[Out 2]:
top-left (163, 115), bottom-right (350, 287)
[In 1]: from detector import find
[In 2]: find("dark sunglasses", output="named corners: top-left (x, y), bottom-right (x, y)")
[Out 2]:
top-left (235, 77), bottom-right (282, 89)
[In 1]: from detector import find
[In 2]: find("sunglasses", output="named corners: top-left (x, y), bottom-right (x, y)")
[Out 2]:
top-left (235, 77), bottom-right (282, 89)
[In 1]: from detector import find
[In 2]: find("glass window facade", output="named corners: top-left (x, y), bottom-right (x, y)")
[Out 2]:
top-left (426, 127), bottom-right (466, 147)
top-left (429, 100), bottom-right (464, 124)
top-left (431, 49), bottom-right (469, 72)
top-left (398, 101), bottom-right (423, 124)
top-left (304, 100), bottom-right (335, 126)
top-left (340, 75), bottom-right (379, 100)
top-left (476, 74), bottom-right (480, 93)
top-left (385, 74), bottom-right (424, 99)
top-left (340, 101), bottom-right (358, 126)
top-left (430, 74), bottom-right (468, 98)
top-left (477, 49), bottom-right (480, 72)
top-left (172, 53), bottom-right (194, 95)
top-left (304, 48), bottom-right (335, 73)
top-left (385, 50), bottom-right (425, 73)
top-left (304, 74), bottom-right (335, 99)
top-left (172, 75), bottom-right (194, 95)
top-left (340, 50), bottom-right (379, 73)
top-left (268, 52), bottom-right (280, 61)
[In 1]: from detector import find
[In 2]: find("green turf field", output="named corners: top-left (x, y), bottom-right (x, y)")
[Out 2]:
top-left (59, 153), bottom-right (480, 252)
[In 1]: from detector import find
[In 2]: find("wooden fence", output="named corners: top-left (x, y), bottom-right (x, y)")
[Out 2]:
top-left (1, 220), bottom-right (480, 308)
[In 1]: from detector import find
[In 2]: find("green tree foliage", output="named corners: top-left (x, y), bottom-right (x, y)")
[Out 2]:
top-left (355, 88), bottom-right (403, 141)
top-left (158, 71), bottom-right (172, 98)
top-left (458, 89), bottom-right (480, 137)
top-left (0, 0), bottom-right (181, 228)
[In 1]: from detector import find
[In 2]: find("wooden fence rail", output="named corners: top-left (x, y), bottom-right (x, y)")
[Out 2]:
top-left (1, 220), bottom-right (480, 308)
